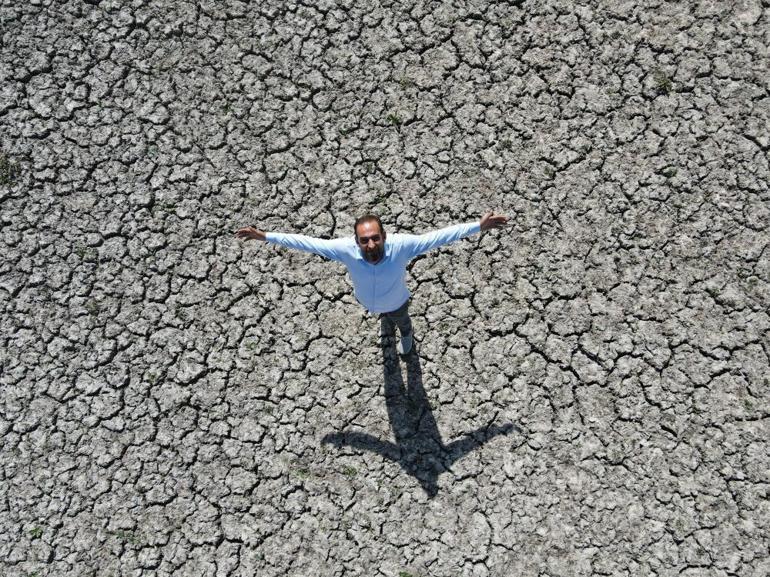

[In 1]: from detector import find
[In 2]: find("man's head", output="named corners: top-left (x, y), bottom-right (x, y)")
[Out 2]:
top-left (354, 214), bottom-right (386, 263)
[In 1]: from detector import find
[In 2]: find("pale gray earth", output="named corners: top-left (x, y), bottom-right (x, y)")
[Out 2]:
top-left (1, 1), bottom-right (769, 576)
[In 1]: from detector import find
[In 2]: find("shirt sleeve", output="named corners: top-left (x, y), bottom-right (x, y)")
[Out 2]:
top-left (264, 232), bottom-right (351, 262)
top-left (399, 221), bottom-right (482, 259)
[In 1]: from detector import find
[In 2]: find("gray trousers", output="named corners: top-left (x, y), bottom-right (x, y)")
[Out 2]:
top-left (380, 298), bottom-right (413, 336)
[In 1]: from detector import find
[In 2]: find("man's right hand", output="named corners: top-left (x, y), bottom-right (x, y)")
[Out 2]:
top-left (234, 226), bottom-right (267, 241)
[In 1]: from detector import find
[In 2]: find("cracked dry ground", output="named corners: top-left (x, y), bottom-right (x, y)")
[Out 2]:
top-left (1, 1), bottom-right (769, 576)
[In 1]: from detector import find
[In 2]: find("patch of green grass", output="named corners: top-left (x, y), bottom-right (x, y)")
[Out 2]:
top-left (29, 527), bottom-right (43, 539)
top-left (74, 244), bottom-right (98, 262)
top-left (661, 166), bottom-right (678, 178)
top-left (294, 468), bottom-right (310, 479)
top-left (386, 112), bottom-right (402, 127)
top-left (108, 530), bottom-right (140, 544)
top-left (85, 300), bottom-right (101, 316)
top-left (652, 69), bottom-right (673, 94)
top-left (0, 152), bottom-right (21, 186)
top-left (543, 166), bottom-right (556, 179)
top-left (399, 572), bottom-right (417, 577)
top-left (396, 75), bottom-right (415, 88)
top-left (342, 465), bottom-right (358, 477)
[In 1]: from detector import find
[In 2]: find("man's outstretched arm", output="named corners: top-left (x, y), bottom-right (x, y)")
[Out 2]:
top-left (234, 226), bottom-right (349, 261)
top-left (401, 211), bottom-right (509, 258)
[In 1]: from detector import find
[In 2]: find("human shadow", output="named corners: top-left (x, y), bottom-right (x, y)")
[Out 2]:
top-left (322, 320), bottom-right (520, 497)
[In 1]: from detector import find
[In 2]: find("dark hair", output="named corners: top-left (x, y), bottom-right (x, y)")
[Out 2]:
top-left (353, 214), bottom-right (385, 240)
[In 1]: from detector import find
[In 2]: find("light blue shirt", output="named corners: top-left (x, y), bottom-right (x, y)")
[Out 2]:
top-left (265, 221), bottom-right (482, 313)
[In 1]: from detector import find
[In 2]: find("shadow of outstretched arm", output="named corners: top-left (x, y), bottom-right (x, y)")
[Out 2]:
top-left (321, 431), bottom-right (400, 462)
top-left (443, 422), bottom-right (521, 467)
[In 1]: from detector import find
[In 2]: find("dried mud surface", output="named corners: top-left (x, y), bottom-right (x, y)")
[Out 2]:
top-left (1, 1), bottom-right (769, 576)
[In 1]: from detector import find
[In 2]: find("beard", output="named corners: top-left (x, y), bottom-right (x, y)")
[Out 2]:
top-left (363, 245), bottom-right (384, 263)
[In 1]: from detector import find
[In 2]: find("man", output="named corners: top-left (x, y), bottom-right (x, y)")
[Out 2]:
top-left (235, 212), bottom-right (508, 355)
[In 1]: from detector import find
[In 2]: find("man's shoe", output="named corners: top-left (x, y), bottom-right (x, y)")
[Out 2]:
top-left (397, 331), bottom-right (413, 355)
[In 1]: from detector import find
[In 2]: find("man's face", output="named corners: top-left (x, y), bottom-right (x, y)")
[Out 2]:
top-left (356, 220), bottom-right (386, 263)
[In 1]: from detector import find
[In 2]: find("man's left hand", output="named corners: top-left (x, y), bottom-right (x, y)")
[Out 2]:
top-left (480, 212), bottom-right (509, 231)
